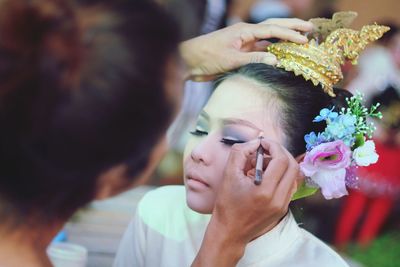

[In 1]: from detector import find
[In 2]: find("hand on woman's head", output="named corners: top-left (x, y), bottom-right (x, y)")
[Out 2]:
top-left (180, 18), bottom-right (313, 81)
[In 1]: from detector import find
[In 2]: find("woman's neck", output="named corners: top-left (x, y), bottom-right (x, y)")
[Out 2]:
top-left (0, 221), bottom-right (63, 267)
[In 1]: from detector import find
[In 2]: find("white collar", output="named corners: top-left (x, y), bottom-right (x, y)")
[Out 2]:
top-left (239, 212), bottom-right (301, 265)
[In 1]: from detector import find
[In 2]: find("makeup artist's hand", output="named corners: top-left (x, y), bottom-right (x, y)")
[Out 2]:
top-left (180, 18), bottom-right (313, 81)
top-left (192, 138), bottom-right (301, 267)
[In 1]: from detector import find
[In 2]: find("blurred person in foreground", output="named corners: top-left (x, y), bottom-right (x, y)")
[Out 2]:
top-left (0, 0), bottom-right (314, 266)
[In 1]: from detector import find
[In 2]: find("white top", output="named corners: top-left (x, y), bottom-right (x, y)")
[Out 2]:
top-left (114, 186), bottom-right (349, 267)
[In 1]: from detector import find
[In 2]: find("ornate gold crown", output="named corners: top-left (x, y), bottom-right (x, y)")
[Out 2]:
top-left (267, 11), bottom-right (390, 96)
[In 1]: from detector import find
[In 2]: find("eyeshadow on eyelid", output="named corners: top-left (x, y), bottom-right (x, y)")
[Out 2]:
top-left (222, 127), bottom-right (250, 141)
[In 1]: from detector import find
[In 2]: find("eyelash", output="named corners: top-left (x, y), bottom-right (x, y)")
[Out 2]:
top-left (190, 129), bottom-right (208, 136)
top-left (220, 138), bottom-right (245, 146)
top-left (190, 130), bottom-right (245, 146)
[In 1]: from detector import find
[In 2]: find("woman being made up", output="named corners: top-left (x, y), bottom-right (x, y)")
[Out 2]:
top-left (115, 19), bottom-right (389, 267)
top-left (0, 0), bottom-right (316, 266)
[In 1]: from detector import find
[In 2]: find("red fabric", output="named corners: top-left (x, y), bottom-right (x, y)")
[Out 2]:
top-left (357, 141), bottom-right (400, 197)
top-left (335, 190), bottom-right (393, 246)
top-left (335, 141), bottom-right (399, 246)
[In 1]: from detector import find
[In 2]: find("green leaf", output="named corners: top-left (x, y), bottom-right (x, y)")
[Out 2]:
top-left (292, 182), bottom-right (318, 200)
top-left (353, 133), bottom-right (365, 149)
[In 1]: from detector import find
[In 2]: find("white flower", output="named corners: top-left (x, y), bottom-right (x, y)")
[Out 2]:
top-left (353, 140), bottom-right (379, 166)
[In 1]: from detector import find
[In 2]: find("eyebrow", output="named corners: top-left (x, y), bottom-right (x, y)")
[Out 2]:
top-left (222, 118), bottom-right (261, 131)
top-left (200, 111), bottom-right (261, 131)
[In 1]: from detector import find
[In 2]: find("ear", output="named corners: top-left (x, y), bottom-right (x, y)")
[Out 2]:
top-left (94, 136), bottom-right (169, 200)
top-left (295, 153), bottom-right (305, 163)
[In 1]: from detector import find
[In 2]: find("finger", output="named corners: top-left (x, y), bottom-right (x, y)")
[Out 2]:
top-left (227, 139), bottom-right (261, 173)
top-left (248, 24), bottom-right (308, 43)
top-left (268, 150), bottom-right (298, 211)
top-left (275, 158), bottom-right (299, 201)
top-left (236, 51), bottom-right (277, 66)
top-left (250, 155), bottom-right (272, 168)
top-left (247, 168), bottom-right (255, 178)
top-left (252, 40), bottom-right (272, 52)
top-left (191, 74), bottom-right (217, 82)
top-left (257, 139), bottom-right (290, 189)
top-left (261, 18), bottom-right (314, 32)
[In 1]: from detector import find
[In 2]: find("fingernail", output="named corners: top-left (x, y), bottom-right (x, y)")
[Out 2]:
top-left (263, 55), bottom-right (277, 65)
top-left (298, 35), bottom-right (308, 42)
top-left (305, 21), bottom-right (314, 28)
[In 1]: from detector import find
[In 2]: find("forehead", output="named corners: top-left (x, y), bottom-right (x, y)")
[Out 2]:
top-left (204, 75), bottom-right (284, 141)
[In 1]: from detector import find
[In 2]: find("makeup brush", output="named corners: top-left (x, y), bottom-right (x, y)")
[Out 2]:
top-left (254, 134), bottom-right (264, 185)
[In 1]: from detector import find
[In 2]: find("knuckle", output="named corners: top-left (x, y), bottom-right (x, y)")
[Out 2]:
top-left (254, 191), bottom-right (271, 204)
top-left (229, 56), bottom-right (242, 68)
top-left (275, 156), bottom-right (289, 169)
top-left (231, 142), bottom-right (245, 153)
top-left (271, 199), bottom-right (288, 214)
top-left (239, 31), bottom-right (254, 43)
top-left (269, 201), bottom-right (282, 213)
top-left (292, 164), bottom-right (300, 174)
top-left (249, 54), bottom-right (263, 64)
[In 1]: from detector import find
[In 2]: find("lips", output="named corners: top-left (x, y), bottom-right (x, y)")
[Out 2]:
top-left (185, 171), bottom-right (210, 188)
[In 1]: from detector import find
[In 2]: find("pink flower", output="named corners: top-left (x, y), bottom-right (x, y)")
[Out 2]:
top-left (300, 140), bottom-right (352, 199)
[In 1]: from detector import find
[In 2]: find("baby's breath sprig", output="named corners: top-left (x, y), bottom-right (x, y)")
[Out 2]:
top-left (340, 92), bottom-right (382, 139)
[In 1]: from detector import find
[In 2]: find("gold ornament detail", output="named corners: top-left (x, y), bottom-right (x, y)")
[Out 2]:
top-left (267, 12), bottom-right (390, 97)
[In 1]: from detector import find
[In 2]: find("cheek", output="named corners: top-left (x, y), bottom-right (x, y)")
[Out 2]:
top-left (211, 148), bottom-right (231, 187)
top-left (183, 136), bottom-right (232, 187)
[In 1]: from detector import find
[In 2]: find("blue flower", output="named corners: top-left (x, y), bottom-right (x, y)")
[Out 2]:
top-left (313, 107), bottom-right (338, 123)
top-left (324, 114), bottom-right (356, 144)
top-left (305, 131), bottom-right (328, 150)
top-left (339, 114), bottom-right (356, 129)
top-left (305, 132), bottom-right (317, 150)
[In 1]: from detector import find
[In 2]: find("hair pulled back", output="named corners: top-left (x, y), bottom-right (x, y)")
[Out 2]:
top-left (216, 63), bottom-right (352, 156)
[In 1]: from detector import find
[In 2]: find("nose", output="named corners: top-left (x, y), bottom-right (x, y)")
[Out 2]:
top-left (190, 135), bottom-right (214, 166)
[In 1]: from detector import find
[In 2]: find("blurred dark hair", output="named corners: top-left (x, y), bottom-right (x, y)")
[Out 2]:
top-left (0, 0), bottom-right (180, 223)
top-left (215, 64), bottom-right (351, 156)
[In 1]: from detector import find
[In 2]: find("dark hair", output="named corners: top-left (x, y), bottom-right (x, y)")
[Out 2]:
top-left (0, 0), bottom-right (180, 222)
top-left (215, 64), bottom-right (352, 156)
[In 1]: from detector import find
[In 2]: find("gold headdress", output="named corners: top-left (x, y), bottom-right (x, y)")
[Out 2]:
top-left (267, 11), bottom-right (390, 96)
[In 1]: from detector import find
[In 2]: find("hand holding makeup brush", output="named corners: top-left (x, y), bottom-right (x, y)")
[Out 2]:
top-left (192, 138), bottom-right (301, 267)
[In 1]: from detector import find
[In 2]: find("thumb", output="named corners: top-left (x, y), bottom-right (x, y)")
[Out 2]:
top-left (237, 52), bottom-right (278, 66)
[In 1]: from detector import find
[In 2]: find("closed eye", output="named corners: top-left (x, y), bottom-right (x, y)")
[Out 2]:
top-left (220, 138), bottom-right (245, 146)
top-left (190, 129), bottom-right (208, 136)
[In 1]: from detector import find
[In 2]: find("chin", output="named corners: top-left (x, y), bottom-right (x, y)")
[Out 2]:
top-left (186, 192), bottom-right (213, 214)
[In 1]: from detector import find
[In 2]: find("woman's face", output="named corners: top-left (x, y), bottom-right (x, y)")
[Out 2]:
top-left (183, 75), bottom-right (285, 214)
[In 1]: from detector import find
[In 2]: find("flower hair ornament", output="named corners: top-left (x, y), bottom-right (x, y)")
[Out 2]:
top-left (266, 12), bottom-right (390, 200)
top-left (299, 94), bottom-right (382, 199)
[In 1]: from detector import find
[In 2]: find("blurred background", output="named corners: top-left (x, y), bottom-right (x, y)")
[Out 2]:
top-left (60, 1), bottom-right (400, 266)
